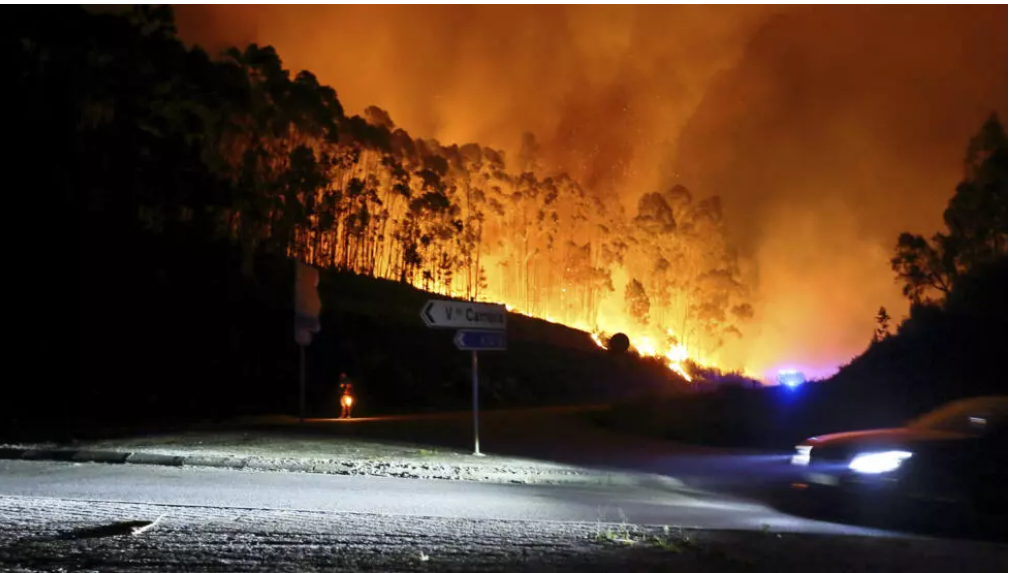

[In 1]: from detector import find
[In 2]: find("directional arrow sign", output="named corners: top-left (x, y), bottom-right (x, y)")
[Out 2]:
top-left (421, 300), bottom-right (507, 330)
top-left (454, 329), bottom-right (507, 351)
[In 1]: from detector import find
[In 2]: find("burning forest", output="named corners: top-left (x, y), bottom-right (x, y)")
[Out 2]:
top-left (48, 5), bottom-right (1006, 384)
top-left (205, 41), bottom-right (752, 381)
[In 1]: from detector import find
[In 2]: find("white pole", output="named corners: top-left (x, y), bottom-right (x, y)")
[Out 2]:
top-left (299, 344), bottom-right (306, 423)
top-left (472, 350), bottom-right (482, 456)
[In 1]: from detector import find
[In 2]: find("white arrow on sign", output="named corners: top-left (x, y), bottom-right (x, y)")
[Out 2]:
top-left (421, 300), bottom-right (507, 330)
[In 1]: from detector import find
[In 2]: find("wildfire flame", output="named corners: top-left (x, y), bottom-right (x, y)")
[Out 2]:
top-left (631, 336), bottom-right (693, 382)
top-left (662, 342), bottom-right (693, 382)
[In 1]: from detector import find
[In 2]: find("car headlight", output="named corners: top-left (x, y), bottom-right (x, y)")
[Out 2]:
top-left (791, 445), bottom-right (812, 466)
top-left (848, 450), bottom-right (912, 474)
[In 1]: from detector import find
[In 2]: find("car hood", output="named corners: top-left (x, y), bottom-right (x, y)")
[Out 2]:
top-left (804, 427), bottom-right (970, 449)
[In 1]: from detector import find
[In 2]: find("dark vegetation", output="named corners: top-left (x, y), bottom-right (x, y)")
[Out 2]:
top-left (55, 215), bottom-right (678, 443)
top-left (78, 227), bottom-right (677, 439)
top-left (602, 115), bottom-right (1008, 448)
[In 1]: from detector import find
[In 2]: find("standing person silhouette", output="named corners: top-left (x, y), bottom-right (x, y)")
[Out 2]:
top-left (339, 373), bottom-right (355, 419)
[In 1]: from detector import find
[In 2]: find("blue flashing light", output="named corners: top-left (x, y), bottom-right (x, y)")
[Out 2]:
top-left (777, 369), bottom-right (806, 388)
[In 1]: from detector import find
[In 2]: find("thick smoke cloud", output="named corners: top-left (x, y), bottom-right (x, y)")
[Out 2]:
top-left (675, 5), bottom-right (1006, 376)
top-left (174, 5), bottom-right (1006, 378)
top-left (174, 5), bottom-right (771, 187)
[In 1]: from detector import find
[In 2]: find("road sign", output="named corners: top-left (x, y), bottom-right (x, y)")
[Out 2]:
top-left (420, 300), bottom-right (507, 330)
top-left (294, 261), bottom-right (321, 348)
top-left (454, 329), bottom-right (507, 351)
top-left (420, 300), bottom-right (509, 457)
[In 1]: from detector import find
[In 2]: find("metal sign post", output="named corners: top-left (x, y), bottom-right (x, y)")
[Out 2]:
top-left (471, 350), bottom-right (481, 456)
top-left (294, 261), bottom-right (321, 424)
top-left (295, 326), bottom-right (313, 423)
top-left (299, 345), bottom-right (306, 423)
top-left (453, 328), bottom-right (506, 456)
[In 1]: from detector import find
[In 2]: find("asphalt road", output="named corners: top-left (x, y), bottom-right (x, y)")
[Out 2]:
top-left (0, 460), bottom-right (886, 536)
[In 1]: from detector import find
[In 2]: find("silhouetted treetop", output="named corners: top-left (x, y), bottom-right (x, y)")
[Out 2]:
top-left (892, 114), bottom-right (1007, 305)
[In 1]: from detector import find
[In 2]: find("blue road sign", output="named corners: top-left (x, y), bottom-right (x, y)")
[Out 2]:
top-left (454, 329), bottom-right (507, 351)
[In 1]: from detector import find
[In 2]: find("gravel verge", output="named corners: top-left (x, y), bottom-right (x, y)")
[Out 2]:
top-left (0, 496), bottom-right (1003, 573)
top-left (0, 430), bottom-right (687, 490)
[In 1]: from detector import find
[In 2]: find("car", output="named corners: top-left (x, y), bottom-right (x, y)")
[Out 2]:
top-left (788, 395), bottom-right (1007, 526)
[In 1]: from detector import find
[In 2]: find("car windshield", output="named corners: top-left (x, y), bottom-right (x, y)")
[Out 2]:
top-left (907, 396), bottom-right (1008, 434)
